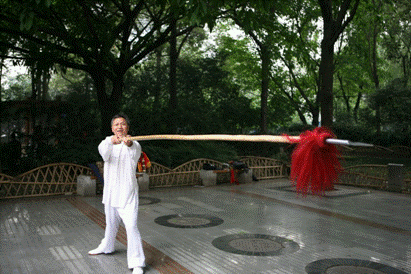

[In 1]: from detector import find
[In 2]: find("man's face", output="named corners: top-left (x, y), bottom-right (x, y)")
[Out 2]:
top-left (111, 117), bottom-right (129, 137)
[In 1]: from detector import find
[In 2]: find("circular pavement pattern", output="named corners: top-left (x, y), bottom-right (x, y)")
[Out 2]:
top-left (306, 259), bottom-right (408, 274)
top-left (212, 234), bottom-right (300, 256)
top-left (154, 214), bottom-right (224, 229)
top-left (139, 196), bottom-right (161, 205)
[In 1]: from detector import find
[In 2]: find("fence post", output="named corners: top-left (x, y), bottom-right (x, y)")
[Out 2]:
top-left (387, 163), bottom-right (404, 192)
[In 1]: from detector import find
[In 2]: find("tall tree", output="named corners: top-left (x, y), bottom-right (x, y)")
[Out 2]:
top-left (167, 17), bottom-right (197, 133)
top-left (272, 0), bottom-right (323, 126)
top-left (335, 0), bottom-right (392, 132)
top-left (382, 0), bottom-right (411, 86)
top-left (227, 2), bottom-right (283, 134)
top-left (317, 0), bottom-right (360, 127)
top-left (213, 30), bottom-right (293, 129)
top-left (0, 0), bottom-right (204, 134)
top-left (0, 57), bottom-right (3, 129)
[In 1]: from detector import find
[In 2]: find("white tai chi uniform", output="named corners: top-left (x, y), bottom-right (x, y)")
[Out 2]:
top-left (96, 136), bottom-right (145, 269)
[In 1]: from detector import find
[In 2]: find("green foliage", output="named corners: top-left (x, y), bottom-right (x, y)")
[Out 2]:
top-left (381, 0), bottom-right (411, 81)
top-left (332, 122), bottom-right (374, 144)
top-left (122, 48), bottom-right (259, 135)
top-left (46, 92), bottom-right (102, 165)
top-left (369, 78), bottom-right (411, 137)
top-left (1, 0), bottom-right (220, 135)
top-left (2, 74), bottom-right (31, 100)
top-left (49, 138), bottom-right (101, 166)
top-left (19, 0), bottom-right (51, 30)
top-left (2, 0), bottom-right (411, 173)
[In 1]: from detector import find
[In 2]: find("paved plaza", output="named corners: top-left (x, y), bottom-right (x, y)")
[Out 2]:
top-left (1, 179), bottom-right (411, 273)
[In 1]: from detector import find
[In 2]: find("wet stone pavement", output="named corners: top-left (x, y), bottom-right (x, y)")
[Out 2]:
top-left (1, 178), bottom-right (410, 274)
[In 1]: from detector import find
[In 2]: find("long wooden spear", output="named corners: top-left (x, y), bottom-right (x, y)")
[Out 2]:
top-left (127, 133), bottom-right (372, 147)
top-left (126, 127), bottom-right (372, 195)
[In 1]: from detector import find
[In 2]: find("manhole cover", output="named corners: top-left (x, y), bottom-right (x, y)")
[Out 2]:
top-left (154, 214), bottom-right (224, 228)
top-left (212, 234), bottom-right (300, 256)
top-left (326, 266), bottom-right (385, 274)
top-left (139, 196), bottom-right (161, 205)
top-left (228, 238), bottom-right (283, 253)
top-left (168, 217), bottom-right (211, 226)
top-left (306, 259), bottom-right (408, 274)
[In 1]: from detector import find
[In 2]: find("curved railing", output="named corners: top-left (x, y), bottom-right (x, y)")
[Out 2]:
top-left (146, 156), bottom-right (286, 188)
top-left (147, 158), bottom-right (226, 188)
top-left (338, 164), bottom-right (411, 194)
top-left (0, 157), bottom-right (286, 198)
top-left (0, 163), bottom-right (92, 199)
top-left (0, 173), bottom-right (14, 182)
top-left (338, 165), bottom-right (388, 190)
top-left (2, 158), bottom-right (410, 198)
top-left (239, 156), bottom-right (285, 180)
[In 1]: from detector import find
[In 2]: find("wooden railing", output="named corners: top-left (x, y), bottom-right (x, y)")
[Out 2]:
top-left (146, 156), bottom-right (286, 188)
top-left (2, 158), bottom-right (409, 199)
top-left (147, 158), bottom-right (227, 188)
top-left (338, 165), bottom-right (388, 190)
top-left (338, 164), bottom-right (411, 194)
top-left (0, 157), bottom-right (286, 198)
top-left (239, 156), bottom-right (285, 180)
top-left (0, 163), bottom-right (92, 199)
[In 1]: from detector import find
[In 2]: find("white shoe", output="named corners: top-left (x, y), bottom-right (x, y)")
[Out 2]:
top-left (132, 267), bottom-right (144, 274)
top-left (88, 246), bottom-right (113, 255)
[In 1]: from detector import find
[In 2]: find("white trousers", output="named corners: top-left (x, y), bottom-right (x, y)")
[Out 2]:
top-left (98, 198), bottom-right (145, 269)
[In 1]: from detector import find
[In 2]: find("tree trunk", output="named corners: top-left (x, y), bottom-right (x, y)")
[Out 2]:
top-left (317, 0), bottom-right (360, 128)
top-left (154, 47), bottom-right (162, 111)
top-left (353, 90), bottom-right (362, 123)
top-left (260, 45), bottom-right (269, 134)
top-left (92, 72), bottom-right (124, 136)
top-left (371, 22), bottom-right (381, 135)
top-left (0, 58), bottom-right (2, 134)
top-left (40, 70), bottom-right (50, 100)
top-left (338, 74), bottom-right (351, 113)
top-left (31, 69), bottom-right (39, 100)
top-left (168, 15), bottom-right (178, 133)
top-left (319, 36), bottom-right (334, 127)
top-left (311, 105), bottom-right (320, 126)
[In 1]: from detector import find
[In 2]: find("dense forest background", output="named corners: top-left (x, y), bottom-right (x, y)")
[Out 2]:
top-left (0, 0), bottom-right (410, 174)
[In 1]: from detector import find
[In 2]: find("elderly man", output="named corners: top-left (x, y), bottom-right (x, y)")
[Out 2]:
top-left (89, 114), bottom-right (145, 274)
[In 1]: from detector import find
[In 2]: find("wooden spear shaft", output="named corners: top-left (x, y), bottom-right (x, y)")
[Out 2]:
top-left (127, 134), bottom-right (373, 147)
top-left (127, 134), bottom-right (297, 143)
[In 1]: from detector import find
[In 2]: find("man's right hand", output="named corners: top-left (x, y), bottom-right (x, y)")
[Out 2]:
top-left (111, 135), bottom-right (122, 144)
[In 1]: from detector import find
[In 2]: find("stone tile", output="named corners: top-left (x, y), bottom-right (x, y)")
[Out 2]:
top-left (1, 179), bottom-right (411, 273)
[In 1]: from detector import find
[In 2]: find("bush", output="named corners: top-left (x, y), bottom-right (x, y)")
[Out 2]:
top-left (50, 137), bottom-right (101, 166)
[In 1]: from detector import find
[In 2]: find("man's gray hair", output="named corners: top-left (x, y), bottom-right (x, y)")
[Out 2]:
top-left (111, 113), bottom-right (130, 126)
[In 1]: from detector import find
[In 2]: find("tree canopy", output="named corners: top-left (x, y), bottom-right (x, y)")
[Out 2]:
top-left (1, 0), bottom-right (410, 172)
top-left (0, 0), bottom-right (206, 134)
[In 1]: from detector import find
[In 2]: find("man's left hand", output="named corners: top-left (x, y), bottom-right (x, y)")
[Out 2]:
top-left (123, 135), bottom-right (133, 147)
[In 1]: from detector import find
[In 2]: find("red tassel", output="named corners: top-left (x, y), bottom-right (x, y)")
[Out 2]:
top-left (285, 127), bottom-right (342, 195)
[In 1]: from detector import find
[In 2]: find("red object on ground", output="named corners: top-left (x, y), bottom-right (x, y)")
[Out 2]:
top-left (285, 127), bottom-right (342, 195)
top-left (230, 169), bottom-right (236, 184)
top-left (230, 169), bottom-right (240, 185)
top-left (138, 152), bottom-right (151, 172)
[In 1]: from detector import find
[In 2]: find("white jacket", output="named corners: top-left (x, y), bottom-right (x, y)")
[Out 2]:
top-left (98, 136), bottom-right (141, 208)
